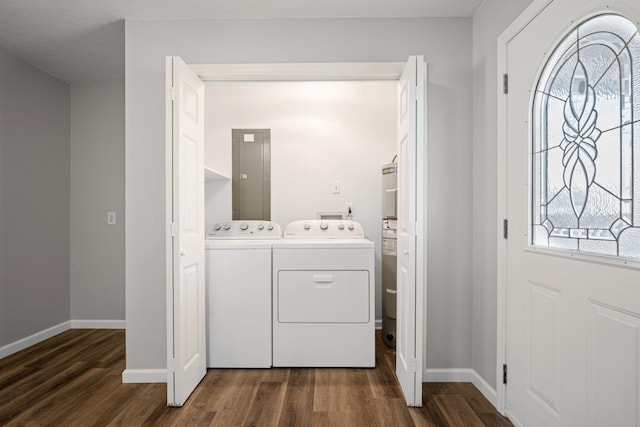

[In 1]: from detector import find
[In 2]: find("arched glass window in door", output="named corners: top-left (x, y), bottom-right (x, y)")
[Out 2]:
top-left (532, 14), bottom-right (640, 259)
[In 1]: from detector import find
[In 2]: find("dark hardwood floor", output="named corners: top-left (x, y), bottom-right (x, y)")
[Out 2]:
top-left (0, 329), bottom-right (512, 426)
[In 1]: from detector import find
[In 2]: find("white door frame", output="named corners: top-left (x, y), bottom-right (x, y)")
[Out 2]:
top-left (497, 0), bottom-right (555, 412)
top-left (172, 60), bottom-right (427, 404)
top-left (496, 0), bottom-right (640, 415)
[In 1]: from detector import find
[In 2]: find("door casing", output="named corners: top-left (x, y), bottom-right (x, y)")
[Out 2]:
top-left (168, 60), bottom-right (427, 406)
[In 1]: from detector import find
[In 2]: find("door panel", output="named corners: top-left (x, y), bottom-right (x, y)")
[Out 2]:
top-left (166, 56), bottom-right (206, 407)
top-left (183, 264), bottom-right (200, 361)
top-left (503, 3), bottom-right (640, 425)
top-left (589, 302), bottom-right (640, 427)
top-left (396, 56), bottom-right (425, 407)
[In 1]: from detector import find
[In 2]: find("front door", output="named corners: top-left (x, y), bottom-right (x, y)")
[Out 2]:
top-left (396, 55), bottom-right (426, 407)
top-left (502, 2), bottom-right (640, 425)
top-left (166, 56), bottom-right (207, 406)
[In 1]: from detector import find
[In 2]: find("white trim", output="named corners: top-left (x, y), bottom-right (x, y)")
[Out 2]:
top-left (165, 56), bottom-right (177, 404)
top-left (415, 60), bottom-right (428, 407)
top-left (375, 319), bottom-right (382, 329)
top-left (190, 62), bottom-right (405, 82)
top-left (424, 368), bottom-right (498, 409)
top-left (496, 0), bottom-right (554, 415)
top-left (470, 370), bottom-right (499, 409)
top-left (0, 321), bottom-right (70, 359)
top-left (70, 319), bottom-right (126, 329)
top-left (122, 369), bottom-right (167, 384)
top-left (505, 410), bottom-right (525, 427)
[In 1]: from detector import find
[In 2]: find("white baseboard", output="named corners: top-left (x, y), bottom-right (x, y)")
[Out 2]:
top-left (375, 319), bottom-right (382, 329)
top-left (424, 368), bottom-right (498, 409)
top-left (122, 369), bottom-right (167, 383)
top-left (0, 319), bottom-right (126, 360)
top-left (71, 319), bottom-right (126, 329)
top-left (0, 320), bottom-right (71, 360)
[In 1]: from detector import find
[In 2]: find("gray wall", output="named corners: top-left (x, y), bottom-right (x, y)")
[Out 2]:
top-left (0, 47), bottom-right (71, 346)
top-left (70, 83), bottom-right (125, 321)
top-left (125, 18), bottom-right (474, 372)
top-left (471, 0), bottom-right (533, 388)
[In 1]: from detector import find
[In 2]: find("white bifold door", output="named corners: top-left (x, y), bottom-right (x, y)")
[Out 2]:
top-left (166, 56), bottom-right (206, 406)
top-left (396, 55), bottom-right (426, 407)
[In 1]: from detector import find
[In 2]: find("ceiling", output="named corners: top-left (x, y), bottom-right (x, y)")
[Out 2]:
top-left (0, 0), bottom-right (482, 84)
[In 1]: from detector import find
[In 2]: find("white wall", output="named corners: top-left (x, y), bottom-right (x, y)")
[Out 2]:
top-left (205, 80), bottom-right (397, 321)
top-left (70, 83), bottom-right (125, 323)
top-left (125, 17), bottom-right (473, 375)
top-left (471, 0), bottom-right (533, 389)
top-left (0, 47), bottom-right (71, 347)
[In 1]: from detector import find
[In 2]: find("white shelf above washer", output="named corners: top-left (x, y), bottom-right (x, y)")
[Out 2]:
top-left (205, 166), bottom-right (230, 181)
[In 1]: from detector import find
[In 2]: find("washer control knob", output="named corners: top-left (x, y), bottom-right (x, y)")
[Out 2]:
top-left (304, 223), bottom-right (311, 230)
top-left (267, 223), bottom-right (274, 230)
top-left (348, 223), bottom-right (355, 231)
top-left (240, 222), bottom-right (249, 231)
top-left (320, 222), bottom-right (329, 230)
top-left (337, 223), bottom-right (344, 230)
top-left (257, 224), bottom-right (264, 230)
top-left (214, 224), bottom-right (222, 231)
top-left (223, 224), bottom-right (231, 231)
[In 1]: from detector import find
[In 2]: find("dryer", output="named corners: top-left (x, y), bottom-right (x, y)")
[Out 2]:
top-left (205, 220), bottom-right (281, 368)
top-left (272, 220), bottom-right (375, 367)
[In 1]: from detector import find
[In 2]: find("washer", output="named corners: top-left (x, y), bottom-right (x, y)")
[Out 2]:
top-left (272, 219), bottom-right (375, 367)
top-left (205, 220), bottom-right (281, 368)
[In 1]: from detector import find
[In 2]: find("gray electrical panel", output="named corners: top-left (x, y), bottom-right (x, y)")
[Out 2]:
top-left (232, 129), bottom-right (271, 220)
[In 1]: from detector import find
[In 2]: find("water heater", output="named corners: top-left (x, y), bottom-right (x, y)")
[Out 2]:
top-left (381, 163), bottom-right (397, 348)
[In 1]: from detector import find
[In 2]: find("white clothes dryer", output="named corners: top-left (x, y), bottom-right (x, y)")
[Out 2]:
top-left (272, 220), bottom-right (375, 367)
top-left (205, 220), bottom-right (281, 368)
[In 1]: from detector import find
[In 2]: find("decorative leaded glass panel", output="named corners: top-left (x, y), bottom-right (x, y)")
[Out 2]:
top-left (531, 14), bottom-right (640, 259)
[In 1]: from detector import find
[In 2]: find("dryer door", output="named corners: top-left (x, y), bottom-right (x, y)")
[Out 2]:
top-left (277, 270), bottom-right (370, 323)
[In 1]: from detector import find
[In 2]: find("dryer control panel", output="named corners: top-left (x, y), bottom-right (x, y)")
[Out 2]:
top-left (284, 220), bottom-right (365, 239)
top-left (207, 220), bottom-right (282, 239)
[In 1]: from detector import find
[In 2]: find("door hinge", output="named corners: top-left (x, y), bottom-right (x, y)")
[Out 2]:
top-left (168, 222), bottom-right (177, 236)
top-left (410, 221), bottom-right (418, 237)
top-left (503, 219), bottom-right (508, 239)
top-left (168, 358), bottom-right (176, 372)
top-left (170, 86), bottom-right (178, 101)
top-left (503, 74), bottom-right (508, 94)
top-left (503, 364), bottom-right (508, 385)
top-left (410, 358), bottom-right (417, 373)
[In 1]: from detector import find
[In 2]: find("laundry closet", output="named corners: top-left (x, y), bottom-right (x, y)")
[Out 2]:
top-left (165, 57), bottom-right (426, 406)
top-left (203, 79), bottom-right (398, 321)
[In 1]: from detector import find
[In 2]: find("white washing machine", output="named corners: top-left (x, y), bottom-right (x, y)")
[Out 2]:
top-left (272, 220), bottom-right (375, 367)
top-left (205, 220), bottom-right (281, 368)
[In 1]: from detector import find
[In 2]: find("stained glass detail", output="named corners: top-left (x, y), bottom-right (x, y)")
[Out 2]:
top-left (531, 14), bottom-right (640, 259)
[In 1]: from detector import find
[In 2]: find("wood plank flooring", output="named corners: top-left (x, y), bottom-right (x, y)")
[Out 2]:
top-left (0, 329), bottom-right (512, 426)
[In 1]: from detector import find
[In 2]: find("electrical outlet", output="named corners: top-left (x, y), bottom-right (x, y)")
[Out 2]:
top-left (107, 212), bottom-right (116, 225)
